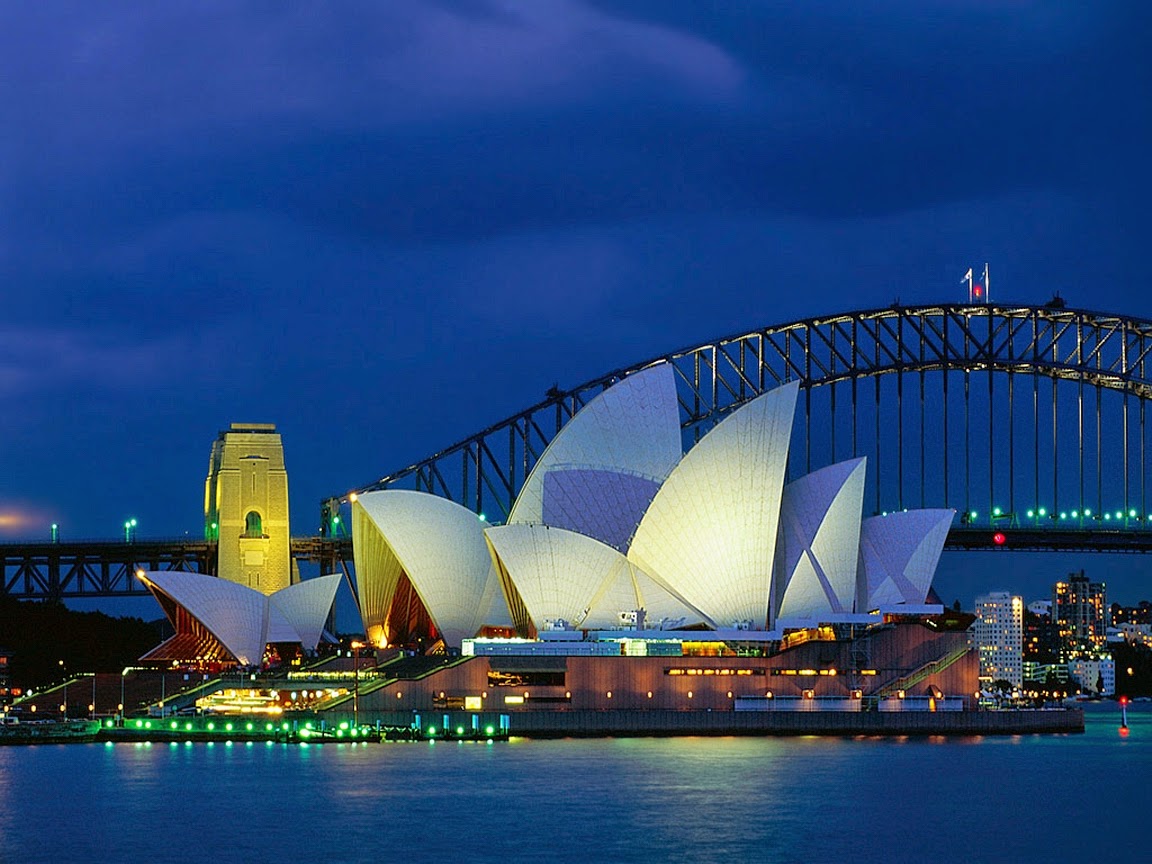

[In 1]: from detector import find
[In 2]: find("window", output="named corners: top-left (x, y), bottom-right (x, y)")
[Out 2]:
top-left (244, 511), bottom-right (263, 538)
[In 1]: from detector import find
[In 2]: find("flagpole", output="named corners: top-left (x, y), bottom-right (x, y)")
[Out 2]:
top-left (983, 263), bottom-right (990, 304)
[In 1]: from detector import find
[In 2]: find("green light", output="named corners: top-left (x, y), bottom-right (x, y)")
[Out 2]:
top-left (282, 723), bottom-right (289, 731)
top-left (969, 511), bottom-right (978, 519)
top-left (1105, 513), bottom-right (1111, 520)
top-left (170, 721), bottom-right (178, 729)
top-left (1060, 512), bottom-right (1067, 520)
top-left (207, 722), bottom-right (215, 731)
top-left (339, 721), bottom-right (349, 730)
top-left (246, 723), bottom-right (254, 731)
top-left (479, 513), bottom-right (486, 522)
top-left (300, 728), bottom-right (310, 738)
top-left (1072, 510), bottom-right (1079, 518)
top-left (428, 726), bottom-right (437, 736)
top-left (1131, 510), bottom-right (1139, 518)
top-left (1038, 508), bottom-right (1047, 517)
top-left (144, 721), bottom-right (151, 729)
top-left (185, 723), bottom-right (193, 731)
top-left (993, 507), bottom-right (1002, 516)
top-left (225, 723), bottom-right (233, 732)
top-left (1117, 511), bottom-right (1125, 519)
top-left (485, 725), bottom-right (494, 735)
top-left (135, 720), bottom-right (143, 728)
top-left (456, 726), bottom-right (465, 736)
top-left (105, 719), bottom-right (114, 727)
top-left (305, 722), bottom-right (314, 730)
top-left (350, 728), bottom-right (358, 737)
top-left (266, 723), bottom-right (274, 731)
top-left (1027, 510), bottom-right (1034, 518)
top-left (336, 729), bottom-right (344, 737)
top-left (1085, 508), bottom-right (1092, 516)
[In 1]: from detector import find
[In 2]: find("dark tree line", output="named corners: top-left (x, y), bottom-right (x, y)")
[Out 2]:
top-left (0, 597), bottom-right (164, 690)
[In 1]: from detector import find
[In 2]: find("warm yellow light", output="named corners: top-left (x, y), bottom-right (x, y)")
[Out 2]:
top-left (348, 492), bottom-right (359, 503)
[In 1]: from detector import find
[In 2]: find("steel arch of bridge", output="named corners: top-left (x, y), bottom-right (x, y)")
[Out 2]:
top-left (326, 302), bottom-right (1152, 539)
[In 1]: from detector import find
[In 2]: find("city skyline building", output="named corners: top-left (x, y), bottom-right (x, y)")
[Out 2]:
top-left (1054, 571), bottom-right (1108, 658)
top-left (973, 592), bottom-right (1024, 688)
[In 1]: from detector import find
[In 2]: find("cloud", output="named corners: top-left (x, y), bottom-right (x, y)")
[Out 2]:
top-left (0, 324), bottom-right (229, 398)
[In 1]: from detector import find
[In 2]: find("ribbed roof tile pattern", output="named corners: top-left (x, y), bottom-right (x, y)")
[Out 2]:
top-left (354, 490), bottom-right (506, 648)
top-left (859, 509), bottom-right (955, 609)
top-left (269, 573), bottom-right (342, 650)
top-left (485, 523), bottom-right (699, 630)
top-left (628, 381), bottom-right (800, 628)
top-left (775, 458), bottom-right (866, 620)
top-left (508, 363), bottom-right (681, 539)
top-left (141, 571), bottom-right (270, 666)
top-left (542, 468), bottom-right (661, 552)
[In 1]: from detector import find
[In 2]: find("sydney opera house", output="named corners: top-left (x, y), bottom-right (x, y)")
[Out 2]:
top-left (353, 363), bottom-right (954, 648)
top-left (137, 363), bottom-right (978, 722)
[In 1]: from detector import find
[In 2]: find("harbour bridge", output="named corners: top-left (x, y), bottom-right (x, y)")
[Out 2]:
top-left (5, 301), bottom-right (1152, 601)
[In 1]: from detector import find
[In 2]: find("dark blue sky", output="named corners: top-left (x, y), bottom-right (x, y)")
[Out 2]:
top-left (2, 2), bottom-right (1150, 611)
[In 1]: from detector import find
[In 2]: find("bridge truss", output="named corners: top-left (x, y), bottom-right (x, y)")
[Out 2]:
top-left (1, 539), bottom-right (352, 601)
top-left (327, 302), bottom-right (1152, 543)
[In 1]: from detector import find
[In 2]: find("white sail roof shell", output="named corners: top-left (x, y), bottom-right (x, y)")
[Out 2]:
top-left (269, 573), bottom-right (342, 650)
top-left (628, 381), bottom-right (800, 629)
top-left (141, 571), bottom-right (269, 666)
top-left (507, 363), bottom-right (681, 547)
top-left (353, 490), bottom-right (506, 648)
top-left (775, 458), bottom-right (866, 622)
top-left (859, 509), bottom-right (955, 609)
top-left (485, 523), bottom-right (700, 630)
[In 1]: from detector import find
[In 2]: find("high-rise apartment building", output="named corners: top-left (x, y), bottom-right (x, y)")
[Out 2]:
top-left (973, 592), bottom-right (1024, 688)
top-left (1053, 571), bottom-right (1107, 658)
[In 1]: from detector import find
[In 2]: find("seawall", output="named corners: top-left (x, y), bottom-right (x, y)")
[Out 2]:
top-left (364, 707), bottom-right (1084, 738)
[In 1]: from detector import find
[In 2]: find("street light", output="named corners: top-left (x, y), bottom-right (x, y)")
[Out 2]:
top-left (350, 641), bottom-right (366, 728)
top-left (121, 667), bottom-right (132, 724)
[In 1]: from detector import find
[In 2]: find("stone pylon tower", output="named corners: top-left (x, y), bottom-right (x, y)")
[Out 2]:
top-left (204, 423), bottom-right (293, 594)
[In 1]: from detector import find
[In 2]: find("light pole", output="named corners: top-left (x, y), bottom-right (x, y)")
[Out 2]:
top-left (90, 673), bottom-right (96, 718)
top-left (120, 667), bottom-right (129, 724)
top-left (350, 641), bottom-right (365, 728)
top-left (59, 660), bottom-right (67, 717)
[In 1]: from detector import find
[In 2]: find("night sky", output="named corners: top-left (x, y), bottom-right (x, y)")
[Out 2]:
top-left (2, 2), bottom-right (1150, 617)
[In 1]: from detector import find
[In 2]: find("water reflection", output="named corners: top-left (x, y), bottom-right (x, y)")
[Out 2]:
top-left (0, 708), bottom-right (1147, 864)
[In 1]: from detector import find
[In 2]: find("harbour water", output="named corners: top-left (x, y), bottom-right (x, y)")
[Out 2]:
top-left (0, 704), bottom-right (1146, 864)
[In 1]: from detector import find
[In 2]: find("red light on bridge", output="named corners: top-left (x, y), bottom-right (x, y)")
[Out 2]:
top-left (992, 532), bottom-right (1007, 546)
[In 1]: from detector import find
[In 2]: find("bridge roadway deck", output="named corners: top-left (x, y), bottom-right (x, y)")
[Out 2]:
top-left (2, 528), bottom-right (1150, 600)
top-left (1, 537), bottom-right (353, 600)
